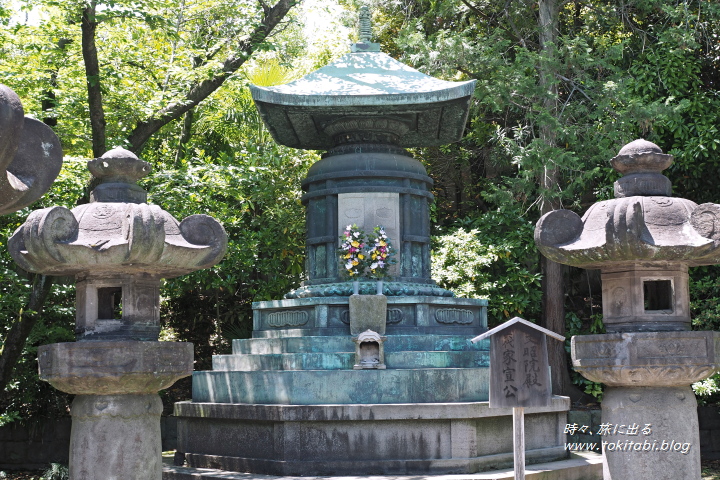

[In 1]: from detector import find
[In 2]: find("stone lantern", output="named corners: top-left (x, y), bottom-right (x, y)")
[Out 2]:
top-left (535, 139), bottom-right (720, 480)
top-left (0, 84), bottom-right (63, 215)
top-left (9, 147), bottom-right (227, 480)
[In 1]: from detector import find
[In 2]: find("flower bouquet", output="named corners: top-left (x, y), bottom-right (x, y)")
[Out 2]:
top-left (339, 224), bottom-right (367, 286)
top-left (367, 225), bottom-right (396, 293)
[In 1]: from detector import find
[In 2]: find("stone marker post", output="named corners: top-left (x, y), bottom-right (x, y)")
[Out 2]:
top-left (535, 139), bottom-right (720, 480)
top-left (472, 317), bottom-right (565, 480)
top-left (9, 147), bottom-right (227, 480)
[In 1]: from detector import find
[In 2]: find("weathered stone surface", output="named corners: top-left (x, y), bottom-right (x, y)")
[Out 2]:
top-left (70, 394), bottom-right (163, 480)
top-left (38, 341), bottom-right (193, 395)
top-left (349, 294), bottom-right (387, 334)
top-left (6, 127), bottom-right (221, 479)
top-left (233, 332), bottom-right (487, 354)
top-left (598, 264), bottom-right (690, 332)
top-left (536, 139), bottom-right (720, 480)
top-left (601, 386), bottom-right (700, 480)
top-left (609, 139), bottom-right (673, 174)
top-left (212, 349), bottom-right (488, 371)
top-left (192, 367), bottom-right (489, 404)
top-left (300, 149), bottom-right (436, 291)
top-left (535, 140), bottom-right (720, 270)
top-left (174, 398), bottom-right (570, 476)
top-left (0, 84), bottom-right (63, 215)
top-left (572, 331), bottom-right (720, 386)
top-left (9, 147), bottom-right (227, 277)
top-left (252, 295), bottom-right (487, 336)
top-left (352, 329), bottom-right (386, 369)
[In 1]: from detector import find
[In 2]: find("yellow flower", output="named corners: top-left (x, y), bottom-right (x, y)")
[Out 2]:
top-left (352, 260), bottom-right (358, 266)
top-left (351, 241), bottom-right (360, 247)
top-left (344, 253), bottom-right (351, 259)
top-left (379, 241), bottom-right (386, 246)
top-left (358, 254), bottom-right (364, 259)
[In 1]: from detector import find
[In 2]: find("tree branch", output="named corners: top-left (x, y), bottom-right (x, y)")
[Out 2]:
top-left (0, 275), bottom-right (54, 393)
top-left (126, 0), bottom-right (296, 153)
top-left (81, 2), bottom-right (107, 157)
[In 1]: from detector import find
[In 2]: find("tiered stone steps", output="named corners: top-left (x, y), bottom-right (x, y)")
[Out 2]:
top-left (192, 334), bottom-right (490, 405)
top-left (174, 312), bottom-right (572, 476)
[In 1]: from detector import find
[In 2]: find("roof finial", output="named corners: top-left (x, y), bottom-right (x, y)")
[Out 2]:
top-left (351, 5), bottom-right (380, 52)
top-left (358, 5), bottom-right (372, 43)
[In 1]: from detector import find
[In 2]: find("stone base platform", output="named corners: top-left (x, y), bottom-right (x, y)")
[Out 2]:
top-left (252, 296), bottom-right (488, 337)
top-left (174, 398), bottom-right (571, 476)
top-left (164, 452), bottom-right (603, 480)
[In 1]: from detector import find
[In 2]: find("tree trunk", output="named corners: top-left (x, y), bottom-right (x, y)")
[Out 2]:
top-left (126, 0), bottom-right (296, 153)
top-left (536, 0), bottom-right (575, 397)
top-left (175, 107), bottom-right (194, 164)
top-left (81, 2), bottom-right (106, 158)
top-left (0, 275), bottom-right (54, 392)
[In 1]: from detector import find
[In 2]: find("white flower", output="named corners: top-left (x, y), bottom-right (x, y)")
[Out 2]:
top-left (371, 262), bottom-right (378, 269)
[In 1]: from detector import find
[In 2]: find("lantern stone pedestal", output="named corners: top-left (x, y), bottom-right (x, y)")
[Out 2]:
top-left (536, 139), bottom-right (720, 480)
top-left (572, 331), bottom-right (720, 479)
top-left (38, 341), bottom-right (193, 479)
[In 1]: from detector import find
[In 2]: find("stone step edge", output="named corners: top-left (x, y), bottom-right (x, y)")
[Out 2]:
top-left (215, 351), bottom-right (488, 361)
top-left (162, 452), bottom-right (602, 480)
top-left (220, 351), bottom-right (488, 357)
top-left (235, 336), bottom-right (488, 347)
top-left (174, 397), bottom-right (570, 421)
top-left (239, 334), bottom-right (488, 340)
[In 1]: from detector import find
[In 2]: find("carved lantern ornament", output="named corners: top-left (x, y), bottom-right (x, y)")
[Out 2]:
top-left (0, 84), bottom-right (63, 215)
top-left (536, 139), bottom-right (720, 333)
top-left (535, 139), bottom-right (720, 480)
top-left (10, 147), bottom-right (227, 341)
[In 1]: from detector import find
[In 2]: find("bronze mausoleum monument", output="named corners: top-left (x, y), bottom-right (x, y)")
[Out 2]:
top-left (170, 10), bottom-right (571, 476)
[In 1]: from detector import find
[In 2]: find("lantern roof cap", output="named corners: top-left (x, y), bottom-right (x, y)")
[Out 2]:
top-left (535, 140), bottom-right (720, 268)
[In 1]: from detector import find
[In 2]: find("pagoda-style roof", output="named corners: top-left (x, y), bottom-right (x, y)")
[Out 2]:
top-left (250, 52), bottom-right (476, 150)
top-left (535, 139), bottom-right (720, 268)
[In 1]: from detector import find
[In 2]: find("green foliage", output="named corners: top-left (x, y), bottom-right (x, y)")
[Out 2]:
top-left (431, 207), bottom-right (541, 327)
top-left (693, 373), bottom-right (720, 407)
top-left (42, 463), bottom-right (69, 480)
top-left (566, 311), bottom-right (605, 401)
top-left (0, 161), bottom-right (85, 421)
top-left (690, 266), bottom-right (720, 332)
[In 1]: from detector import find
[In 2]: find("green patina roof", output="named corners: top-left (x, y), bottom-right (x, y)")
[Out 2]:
top-left (250, 51), bottom-right (476, 150)
top-left (250, 52), bottom-right (475, 107)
